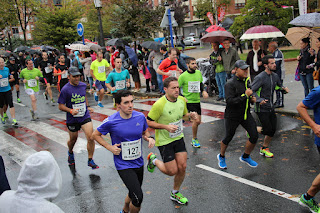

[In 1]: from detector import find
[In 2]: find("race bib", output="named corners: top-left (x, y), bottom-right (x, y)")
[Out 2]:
top-left (61, 71), bottom-right (68, 79)
top-left (27, 79), bottom-right (37, 87)
top-left (121, 138), bottom-right (142, 160)
top-left (0, 78), bottom-right (9, 87)
top-left (72, 103), bottom-right (86, 117)
top-left (188, 81), bottom-right (200, 93)
top-left (170, 71), bottom-right (177, 77)
top-left (115, 80), bottom-right (125, 90)
top-left (45, 67), bottom-right (52, 74)
top-left (98, 66), bottom-right (105, 73)
top-left (169, 119), bottom-right (183, 138)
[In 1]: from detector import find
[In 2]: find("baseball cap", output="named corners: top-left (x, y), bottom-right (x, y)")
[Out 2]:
top-left (234, 60), bottom-right (249, 70)
top-left (9, 57), bottom-right (15, 61)
top-left (68, 66), bottom-right (81, 76)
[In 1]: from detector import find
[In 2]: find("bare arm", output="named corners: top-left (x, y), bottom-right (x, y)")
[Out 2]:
top-left (106, 82), bottom-right (115, 91)
top-left (58, 103), bottom-right (79, 116)
top-left (156, 68), bottom-right (169, 76)
top-left (90, 69), bottom-right (96, 80)
top-left (92, 130), bottom-right (121, 155)
top-left (297, 102), bottom-right (320, 137)
top-left (142, 130), bottom-right (155, 148)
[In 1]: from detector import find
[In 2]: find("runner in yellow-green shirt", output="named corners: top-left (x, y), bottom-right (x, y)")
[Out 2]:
top-left (146, 77), bottom-right (197, 205)
top-left (90, 52), bottom-right (112, 108)
top-left (20, 59), bottom-right (43, 120)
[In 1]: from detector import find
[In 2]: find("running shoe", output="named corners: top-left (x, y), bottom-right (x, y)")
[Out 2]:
top-left (12, 119), bottom-right (18, 126)
top-left (260, 147), bottom-right (274, 158)
top-left (147, 152), bottom-right (156, 173)
top-left (217, 154), bottom-right (227, 169)
top-left (97, 102), bottom-right (104, 108)
top-left (191, 138), bottom-right (201, 148)
top-left (94, 92), bottom-right (98, 102)
top-left (30, 110), bottom-right (36, 121)
top-left (88, 159), bottom-right (99, 169)
top-left (43, 92), bottom-right (48, 100)
top-left (239, 155), bottom-right (258, 168)
top-left (299, 194), bottom-right (319, 213)
top-left (1, 117), bottom-right (5, 124)
top-left (51, 99), bottom-right (55, 104)
top-left (68, 151), bottom-right (75, 165)
top-left (170, 191), bottom-right (188, 205)
top-left (17, 98), bottom-right (21, 103)
top-left (3, 113), bottom-right (8, 120)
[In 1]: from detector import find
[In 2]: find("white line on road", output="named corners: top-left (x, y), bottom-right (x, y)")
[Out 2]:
top-left (196, 164), bottom-right (300, 203)
top-left (13, 101), bottom-right (26, 107)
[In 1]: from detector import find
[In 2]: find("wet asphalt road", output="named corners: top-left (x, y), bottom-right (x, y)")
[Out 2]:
top-left (1, 86), bottom-right (319, 213)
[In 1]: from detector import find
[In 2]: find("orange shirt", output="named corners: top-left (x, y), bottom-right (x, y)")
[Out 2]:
top-left (158, 58), bottom-right (178, 80)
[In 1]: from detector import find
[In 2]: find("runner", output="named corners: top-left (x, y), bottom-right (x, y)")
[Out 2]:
top-left (217, 60), bottom-right (259, 169)
top-left (146, 77), bottom-right (197, 205)
top-left (157, 47), bottom-right (182, 81)
top-left (20, 59), bottom-right (43, 121)
top-left (0, 58), bottom-right (18, 126)
top-left (7, 57), bottom-right (21, 103)
top-left (92, 90), bottom-right (155, 213)
top-left (90, 52), bottom-right (112, 108)
top-left (38, 52), bottom-right (55, 104)
top-left (178, 57), bottom-right (208, 148)
top-left (53, 54), bottom-right (69, 93)
top-left (58, 67), bottom-right (99, 169)
top-left (105, 57), bottom-right (130, 101)
top-left (251, 55), bottom-right (289, 158)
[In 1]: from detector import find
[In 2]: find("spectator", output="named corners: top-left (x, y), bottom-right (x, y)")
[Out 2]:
top-left (148, 49), bottom-right (158, 91)
top-left (80, 52), bottom-right (93, 93)
top-left (90, 50), bottom-right (96, 62)
top-left (220, 39), bottom-right (240, 79)
top-left (315, 37), bottom-right (320, 86)
top-left (246, 39), bottom-right (266, 81)
top-left (138, 60), bottom-right (151, 93)
top-left (0, 155), bottom-right (10, 195)
top-left (176, 49), bottom-right (190, 72)
top-left (210, 41), bottom-right (225, 101)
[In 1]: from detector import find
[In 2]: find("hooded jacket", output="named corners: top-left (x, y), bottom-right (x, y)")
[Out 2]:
top-left (0, 151), bottom-right (63, 213)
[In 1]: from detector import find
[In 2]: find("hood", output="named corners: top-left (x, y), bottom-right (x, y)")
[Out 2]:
top-left (16, 151), bottom-right (62, 201)
top-left (74, 51), bottom-right (79, 56)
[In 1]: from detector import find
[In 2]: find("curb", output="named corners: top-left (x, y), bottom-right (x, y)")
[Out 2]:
top-left (284, 58), bottom-right (297, 62)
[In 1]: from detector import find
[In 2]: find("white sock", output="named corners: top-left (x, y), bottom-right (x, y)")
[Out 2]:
top-left (152, 158), bottom-right (157, 165)
top-left (172, 190), bottom-right (179, 194)
top-left (98, 101), bottom-right (101, 104)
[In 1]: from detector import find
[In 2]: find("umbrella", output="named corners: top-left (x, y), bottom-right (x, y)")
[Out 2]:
top-left (0, 50), bottom-right (10, 57)
top-left (205, 25), bottom-right (226, 33)
top-left (285, 27), bottom-right (320, 49)
top-left (125, 45), bottom-right (138, 67)
top-left (106, 38), bottom-right (126, 47)
top-left (67, 43), bottom-right (90, 52)
top-left (289, 12), bottom-right (320, 28)
top-left (141, 41), bottom-right (165, 51)
top-left (240, 25), bottom-right (285, 40)
top-left (221, 18), bottom-right (234, 30)
top-left (13, 46), bottom-right (30, 53)
top-left (154, 37), bottom-right (165, 43)
top-left (201, 30), bottom-right (235, 43)
top-left (27, 49), bottom-right (40, 55)
top-left (41, 45), bottom-right (55, 51)
top-left (85, 42), bottom-right (102, 52)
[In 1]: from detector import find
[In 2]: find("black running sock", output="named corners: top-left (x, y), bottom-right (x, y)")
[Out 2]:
top-left (304, 193), bottom-right (313, 200)
top-left (220, 154), bottom-right (225, 158)
top-left (242, 153), bottom-right (250, 158)
top-left (17, 91), bottom-right (19, 98)
top-left (262, 146), bottom-right (267, 149)
top-left (88, 158), bottom-right (92, 162)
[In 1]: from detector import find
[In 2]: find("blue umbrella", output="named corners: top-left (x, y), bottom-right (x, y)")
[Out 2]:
top-left (125, 45), bottom-right (138, 67)
top-left (154, 37), bottom-right (165, 43)
top-left (289, 12), bottom-right (320, 27)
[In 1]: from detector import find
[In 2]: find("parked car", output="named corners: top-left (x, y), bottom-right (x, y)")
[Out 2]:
top-left (183, 36), bottom-right (200, 46)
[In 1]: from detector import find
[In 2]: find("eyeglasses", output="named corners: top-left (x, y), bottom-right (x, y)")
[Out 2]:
top-left (71, 75), bottom-right (81, 78)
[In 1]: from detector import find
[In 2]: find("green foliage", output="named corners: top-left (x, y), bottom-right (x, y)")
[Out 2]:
top-left (230, 0), bottom-right (293, 38)
top-left (32, 0), bottom-right (82, 50)
top-left (195, 0), bottom-right (215, 25)
top-left (110, 0), bottom-right (163, 39)
top-left (0, 0), bottom-right (18, 31)
top-left (168, 0), bottom-right (189, 28)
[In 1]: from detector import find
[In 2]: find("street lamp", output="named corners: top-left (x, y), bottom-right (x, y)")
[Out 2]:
top-left (94, 0), bottom-right (104, 47)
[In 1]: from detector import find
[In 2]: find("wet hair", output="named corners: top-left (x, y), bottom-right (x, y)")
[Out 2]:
top-left (186, 57), bottom-right (196, 64)
top-left (262, 55), bottom-right (274, 65)
top-left (160, 46), bottom-right (167, 52)
top-left (58, 54), bottom-right (65, 58)
top-left (168, 47), bottom-right (178, 54)
top-left (163, 77), bottom-right (178, 88)
top-left (111, 47), bottom-right (116, 51)
top-left (84, 52), bottom-right (90, 58)
top-left (97, 52), bottom-right (104, 57)
top-left (114, 90), bottom-right (132, 104)
top-left (114, 56), bottom-right (122, 62)
top-left (302, 37), bottom-right (310, 44)
top-left (138, 60), bottom-right (144, 65)
top-left (223, 38), bottom-right (230, 43)
top-left (25, 59), bottom-right (33, 65)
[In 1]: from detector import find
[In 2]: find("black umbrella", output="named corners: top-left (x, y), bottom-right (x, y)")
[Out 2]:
top-left (106, 38), bottom-right (127, 47)
top-left (13, 46), bottom-right (31, 53)
top-left (0, 50), bottom-right (10, 57)
top-left (27, 49), bottom-right (41, 55)
top-left (41, 45), bottom-right (55, 51)
top-left (221, 17), bottom-right (234, 30)
top-left (141, 41), bottom-right (164, 51)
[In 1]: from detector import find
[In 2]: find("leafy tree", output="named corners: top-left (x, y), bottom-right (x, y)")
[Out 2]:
top-left (0, 0), bottom-right (18, 51)
top-left (195, 0), bottom-right (230, 25)
top-left (167, 0), bottom-right (189, 38)
top-left (32, 0), bottom-right (82, 51)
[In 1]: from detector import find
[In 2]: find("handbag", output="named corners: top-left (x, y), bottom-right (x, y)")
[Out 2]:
top-left (295, 64), bottom-right (300, 81)
top-left (313, 69), bottom-right (320, 80)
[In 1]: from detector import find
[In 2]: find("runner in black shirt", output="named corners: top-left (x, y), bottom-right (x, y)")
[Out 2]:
top-left (7, 57), bottom-right (21, 103)
top-left (38, 52), bottom-right (55, 104)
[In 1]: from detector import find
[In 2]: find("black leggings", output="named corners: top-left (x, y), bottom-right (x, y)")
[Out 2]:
top-left (256, 111), bottom-right (277, 137)
top-left (222, 113), bottom-right (258, 145)
top-left (118, 166), bottom-right (144, 207)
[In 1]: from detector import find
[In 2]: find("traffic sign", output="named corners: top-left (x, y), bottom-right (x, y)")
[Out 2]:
top-left (77, 23), bottom-right (84, 37)
top-left (160, 9), bottom-right (178, 28)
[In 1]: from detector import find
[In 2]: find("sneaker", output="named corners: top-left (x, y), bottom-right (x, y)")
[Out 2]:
top-left (299, 194), bottom-right (319, 213)
top-left (43, 92), bottom-right (48, 100)
top-left (170, 191), bottom-right (188, 205)
top-left (217, 154), bottom-right (227, 169)
top-left (3, 113), bottom-right (8, 120)
top-left (1, 117), bottom-right (5, 124)
top-left (239, 155), bottom-right (258, 168)
top-left (30, 110), bottom-right (35, 121)
top-left (216, 97), bottom-right (223, 101)
top-left (68, 151), bottom-right (75, 165)
top-left (260, 147), bottom-right (274, 158)
top-left (51, 99), bottom-right (55, 104)
top-left (191, 138), bottom-right (201, 148)
top-left (94, 92), bottom-right (98, 102)
top-left (147, 152), bottom-right (156, 173)
top-left (17, 98), bottom-right (21, 103)
top-left (97, 102), bottom-right (104, 108)
top-left (88, 159), bottom-right (99, 170)
top-left (12, 119), bottom-right (18, 126)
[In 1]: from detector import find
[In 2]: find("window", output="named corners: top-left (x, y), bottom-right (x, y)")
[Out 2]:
top-left (12, 28), bottom-right (19, 34)
top-left (235, 0), bottom-right (245, 9)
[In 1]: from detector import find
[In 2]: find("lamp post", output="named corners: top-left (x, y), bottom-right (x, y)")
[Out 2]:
top-left (94, 0), bottom-right (104, 46)
top-left (164, 2), bottom-right (174, 48)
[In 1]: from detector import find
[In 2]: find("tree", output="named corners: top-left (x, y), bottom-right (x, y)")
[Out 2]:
top-left (0, 0), bottom-right (18, 51)
top-left (195, 0), bottom-right (230, 25)
top-left (167, 0), bottom-right (189, 37)
top-left (32, 0), bottom-right (82, 51)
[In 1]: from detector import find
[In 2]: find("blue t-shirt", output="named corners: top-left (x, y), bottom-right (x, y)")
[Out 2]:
top-left (303, 86), bottom-right (320, 146)
top-left (0, 67), bottom-right (11, 92)
top-left (58, 82), bottom-right (91, 124)
top-left (97, 111), bottom-right (148, 170)
top-left (106, 69), bottom-right (130, 94)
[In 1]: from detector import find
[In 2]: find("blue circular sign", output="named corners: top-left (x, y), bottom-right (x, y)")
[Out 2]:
top-left (77, 23), bottom-right (84, 37)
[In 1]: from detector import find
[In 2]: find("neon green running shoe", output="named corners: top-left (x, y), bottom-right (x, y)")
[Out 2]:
top-left (170, 191), bottom-right (188, 204)
top-left (12, 119), bottom-right (18, 126)
top-left (1, 117), bottom-right (5, 124)
top-left (17, 98), bottom-right (21, 103)
top-left (3, 113), bottom-right (8, 120)
top-left (191, 138), bottom-right (201, 148)
top-left (299, 194), bottom-right (319, 213)
top-left (147, 152), bottom-right (156, 173)
top-left (260, 147), bottom-right (274, 158)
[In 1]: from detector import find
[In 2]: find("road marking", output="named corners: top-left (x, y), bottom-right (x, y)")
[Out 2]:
top-left (196, 164), bottom-right (300, 203)
top-left (13, 101), bottom-right (26, 107)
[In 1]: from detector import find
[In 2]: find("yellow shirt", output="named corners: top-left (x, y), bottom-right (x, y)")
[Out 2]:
top-left (90, 59), bottom-right (110, 81)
